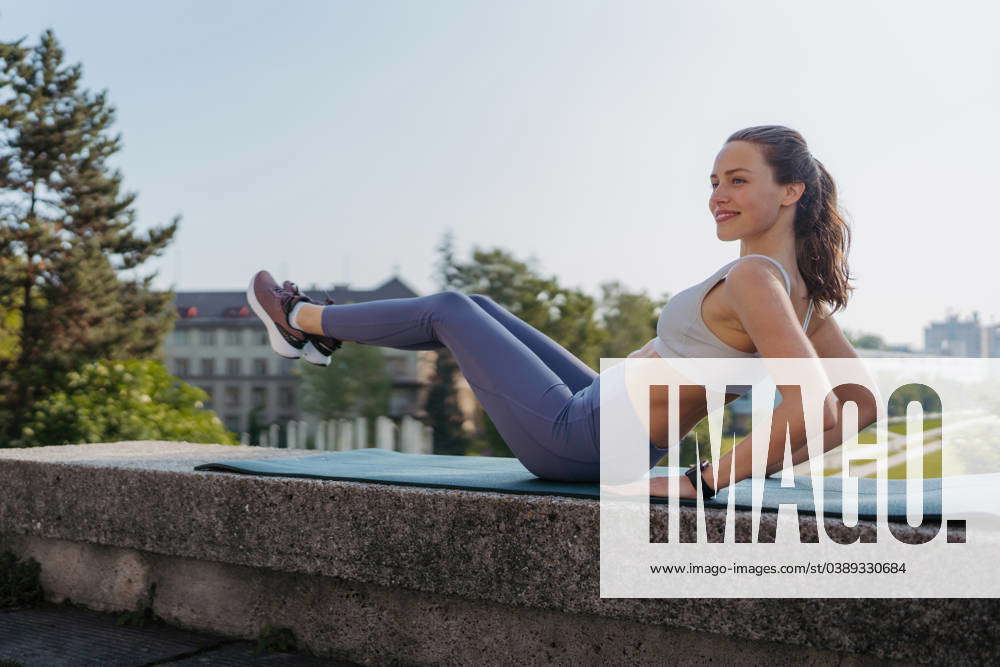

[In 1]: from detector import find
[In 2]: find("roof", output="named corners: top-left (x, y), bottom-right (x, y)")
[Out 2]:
top-left (171, 276), bottom-right (422, 322)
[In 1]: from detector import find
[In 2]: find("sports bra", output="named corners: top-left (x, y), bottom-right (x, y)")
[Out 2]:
top-left (652, 254), bottom-right (814, 359)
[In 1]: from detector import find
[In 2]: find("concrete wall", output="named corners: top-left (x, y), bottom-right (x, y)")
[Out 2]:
top-left (2, 441), bottom-right (995, 664)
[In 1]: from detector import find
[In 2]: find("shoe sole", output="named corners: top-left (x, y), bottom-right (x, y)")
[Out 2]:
top-left (247, 273), bottom-right (304, 360)
top-left (302, 340), bottom-right (331, 366)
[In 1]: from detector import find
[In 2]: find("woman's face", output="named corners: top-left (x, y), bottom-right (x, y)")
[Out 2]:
top-left (709, 140), bottom-right (793, 242)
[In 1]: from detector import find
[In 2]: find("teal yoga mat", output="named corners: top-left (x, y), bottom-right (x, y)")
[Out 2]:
top-left (194, 448), bottom-right (943, 521)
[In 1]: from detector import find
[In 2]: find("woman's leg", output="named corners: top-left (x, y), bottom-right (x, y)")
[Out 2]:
top-left (352, 294), bottom-right (597, 393)
top-left (318, 290), bottom-right (601, 481)
top-left (467, 294), bottom-right (597, 393)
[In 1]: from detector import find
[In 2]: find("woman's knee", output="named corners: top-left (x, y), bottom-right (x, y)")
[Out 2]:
top-left (468, 293), bottom-right (494, 307)
top-left (428, 290), bottom-right (478, 321)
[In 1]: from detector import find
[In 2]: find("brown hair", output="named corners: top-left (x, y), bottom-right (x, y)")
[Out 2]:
top-left (726, 125), bottom-right (854, 313)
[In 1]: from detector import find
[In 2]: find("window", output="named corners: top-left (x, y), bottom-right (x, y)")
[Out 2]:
top-left (198, 386), bottom-right (214, 409)
top-left (251, 386), bottom-right (267, 410)
top-left (226, 358), bottom-right (242, 376)
top-left (225, 329), bottom-right (243, 345)
top-left (278, 385), bottom-right (295, 408)
top-left (224, 414), bottom-right (241, 431)
top-left (174, 358), bottom-right (189, 376)
top-left (200, 358), bottom-right (215, 376)
top-left (256, 329), bottom-right (269, 346)
top-left (200, 329), bottom-right (217, 346)
top-left (171, 329), bottom-right (192, 345)
top-left (253, 358), bottom-right (268, 376)
top-left (224, 386), bottom-right (241, 408)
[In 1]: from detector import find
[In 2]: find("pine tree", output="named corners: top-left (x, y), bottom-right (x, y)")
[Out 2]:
top-left (423, 348), bottom-right (473, 456)
top-left (0, 31), bottom-right (179, 445)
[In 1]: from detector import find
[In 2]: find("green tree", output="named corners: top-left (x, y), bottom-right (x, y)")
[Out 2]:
top-left (19, 360), bottom-right (236, 446)
top-left (297, 347), bottom-right (392, 421)
top-left (423, 347), bottom-right (473, 456)
top-left (422, 230), bottom-right (475, 455)
top-left (844, 329), bottom-right (886, 350)
top-left (436, 233), bottom-right (609, 457)
top-left (0, 31), bottom-right (179, 445)
top-left (441, 245), bottom-right (605, 368)
top-left (246, 406), bottom-right (266, 445)
top-left (596, 280), bottom-right (669, 360)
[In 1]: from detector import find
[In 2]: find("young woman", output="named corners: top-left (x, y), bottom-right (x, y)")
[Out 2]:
top-left (247, 125), bottom-right (873, 499)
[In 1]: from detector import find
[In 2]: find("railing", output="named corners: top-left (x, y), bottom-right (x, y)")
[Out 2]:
top-left (238, 415), bottom-right (433, 453)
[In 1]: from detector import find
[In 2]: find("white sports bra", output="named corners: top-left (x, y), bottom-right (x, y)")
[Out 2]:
top-left (652, 254), bottom-right (814, 359)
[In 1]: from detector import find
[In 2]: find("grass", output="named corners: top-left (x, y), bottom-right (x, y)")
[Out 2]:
top-left (655, 418), bottom-right (947, 478)
top-left (887, 417), bottom-right (942, 435)
top-left (886, 445), bottom-right (943, 479)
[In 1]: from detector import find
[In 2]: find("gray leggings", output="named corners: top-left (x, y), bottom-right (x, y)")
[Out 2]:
top-left (321, 291), bottom-right (664, 482)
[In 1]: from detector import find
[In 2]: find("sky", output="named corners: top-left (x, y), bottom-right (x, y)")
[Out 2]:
top-left (2, 1), bottom-right (998, 349)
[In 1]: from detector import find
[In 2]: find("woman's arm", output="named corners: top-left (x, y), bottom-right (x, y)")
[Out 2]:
top-left (699, 258), bottom-right (839, 491)
top-left (763, 306), bottom-right (879, 476)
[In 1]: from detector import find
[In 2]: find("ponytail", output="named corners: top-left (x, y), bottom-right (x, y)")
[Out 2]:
top-left (726, 126), bottom-right (854, 313)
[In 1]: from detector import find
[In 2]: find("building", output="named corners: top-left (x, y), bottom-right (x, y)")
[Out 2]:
top-left (984, 323), bottom-right (1000, 358)
top-left (164, 277), bottom-right (460, 434)
top-left (923, 312), bottom-right (996, 357)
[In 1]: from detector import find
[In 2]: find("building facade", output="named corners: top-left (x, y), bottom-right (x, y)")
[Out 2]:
top-left (164, 277), bottom-right (454, 433)
top-left (923, 312), bottom-right (998, 357)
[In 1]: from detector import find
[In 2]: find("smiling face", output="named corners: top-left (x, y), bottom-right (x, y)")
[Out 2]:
top-left (709, 140), bottom-right (799, 242)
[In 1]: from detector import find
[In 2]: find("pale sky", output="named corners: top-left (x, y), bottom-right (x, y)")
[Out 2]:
top-left (3, 1), bottom-right (998, 348)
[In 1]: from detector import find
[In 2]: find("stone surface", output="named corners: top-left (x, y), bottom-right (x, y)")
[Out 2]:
top-left (0, 540), bottom-right (893, 667)
top-left (0, 602), bottom-right (349, 666)
top-left (0, 441), bottom-right (996, 664)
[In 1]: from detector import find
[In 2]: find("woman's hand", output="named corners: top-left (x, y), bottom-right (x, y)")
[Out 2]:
top-left (627, 337), bottom-right (663, 359)
top-left (602, 474), bottom-right (698, 499)
top-left (650, 474), bottom-right (698, 499)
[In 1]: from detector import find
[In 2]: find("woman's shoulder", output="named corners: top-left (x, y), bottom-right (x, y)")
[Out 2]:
top-left (722, 256), bottom-right (792, 297)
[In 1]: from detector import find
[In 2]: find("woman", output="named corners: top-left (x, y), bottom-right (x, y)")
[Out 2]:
top-left (247, 125), bottom-right (872, 499)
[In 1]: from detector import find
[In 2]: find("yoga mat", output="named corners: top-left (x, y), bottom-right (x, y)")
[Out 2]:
top-left (194, 448), bottom-right (956, 521)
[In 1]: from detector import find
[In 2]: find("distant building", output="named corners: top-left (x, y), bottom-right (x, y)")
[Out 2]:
top-left (984, 323), bottom-right (1000, 358)
top-left (164, 277), bottom-right (475, 433)
top-left (923, 312), bottom-right (990, 357)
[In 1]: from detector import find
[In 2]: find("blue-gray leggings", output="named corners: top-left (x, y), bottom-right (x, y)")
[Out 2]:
top-left (321, 291), bottom-right (664, 482)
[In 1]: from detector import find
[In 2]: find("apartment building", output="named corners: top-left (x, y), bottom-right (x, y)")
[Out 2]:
top-left (164, 277), bottom-right (447, 433)
top-left (923, 312), bottom-right (998, 357)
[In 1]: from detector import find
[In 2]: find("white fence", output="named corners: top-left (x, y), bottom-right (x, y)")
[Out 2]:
top-left (239, 415), bottom-right (433, 454)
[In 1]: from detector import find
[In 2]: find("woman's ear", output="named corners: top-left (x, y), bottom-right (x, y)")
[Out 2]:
top-left (782, 182), bottom-right (806, 207)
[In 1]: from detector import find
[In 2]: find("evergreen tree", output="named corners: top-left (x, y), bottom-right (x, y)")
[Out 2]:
top-left (423, 347), bottom-right (473, 455)
top-left (0, 31), bottom-right (179, 445)
top-left (423, 230), bottom-right (474, 455)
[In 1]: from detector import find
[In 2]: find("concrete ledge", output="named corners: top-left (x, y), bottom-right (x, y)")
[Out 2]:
top-left (0, 442), bottom-right (997, 664)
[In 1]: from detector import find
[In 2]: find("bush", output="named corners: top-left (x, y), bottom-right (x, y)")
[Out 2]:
top-left (16, 360), bottom-right (237, 446)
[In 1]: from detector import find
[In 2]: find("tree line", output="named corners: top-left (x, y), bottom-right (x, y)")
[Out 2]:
top-left (0, 29), bottom-right (668, 452)
top-left (6, 29), bottom-right (912, 456)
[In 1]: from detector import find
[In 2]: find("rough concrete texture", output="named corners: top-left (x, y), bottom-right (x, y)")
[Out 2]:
top-left (3, 535), bottom-right (891, 667)
top-left (0, 442), bottom-right (995, 664)
top-left (0, 602), bottom-right (349, 666)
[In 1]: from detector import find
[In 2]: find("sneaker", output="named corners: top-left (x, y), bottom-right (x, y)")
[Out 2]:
top-left (281, 281), bottom-right (343, 366)
top-left (247, 270), bottom-right (312, 359)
